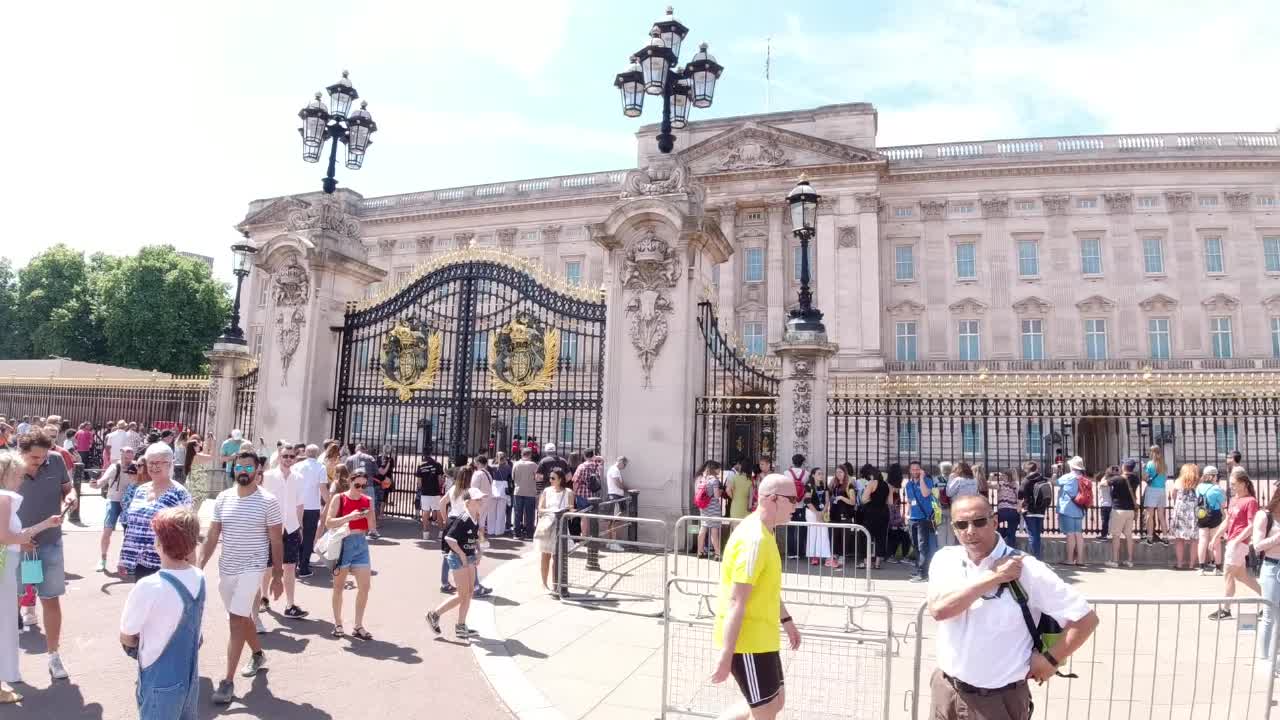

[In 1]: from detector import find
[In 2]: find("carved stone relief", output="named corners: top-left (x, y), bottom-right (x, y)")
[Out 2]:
top-left (541, 225), bottom-right (563, 244)
top-left (416, 234), bottom-right (435, 251)
top-left (1076, 295), bottom-right (1118, 314)
top-left (1011, 296), bottom-right (1052, 315)
top-left (717, 138), bottom-right (788, 171)
top-left (1263, 295), bottom-right (1280, 313)
top-left (622, 226), bottom-right (680, 388)
top-left (1201, 293), bottom-right (1240, 313)
top-left (837, 226), bottom-right (858, 248)
top-left (496, 228), bottom-right (518, 252)
top-left (792, 378), bottom-right (812, 457)
top-left (621, 162), bottom-right (696, 198)
top-left (276, 307), bottom-right (306, 386)
top-left (981, 197), bottom-right (1009, 218)
top-left (887, 300), bottom-right (926, 317)
top-left (454, 231), bottom-right (475, 249)
top-left (376, 237), bottom-right (398, 253)
top-left (1225, 191), bottom-right (1253, 211)
top-left (286, 200), bottom-right (360, 241)
top-left (855, 193), bottom-right (881, 215)
top-left (1138, 293), bottom-right (1178, 313)
top-left (1164, 191), bottom-right (1193, 212)
top-left (272, 261), bottom-right (310, 307)
top-left (919, 200), bottom-right (947, 221)
top-left (1103, 191), bottom-right (1133, 214)
top-left (948, 297), bottom-right (989, 315)
top-left (1042, 194), bottom-right (1070, 216)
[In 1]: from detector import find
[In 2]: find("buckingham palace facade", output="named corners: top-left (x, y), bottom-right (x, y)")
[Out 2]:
top-left (237, 101), bottom-right (1280, 486)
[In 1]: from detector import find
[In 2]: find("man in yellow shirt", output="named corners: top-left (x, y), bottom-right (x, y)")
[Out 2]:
top-left (711, 473), bottom-right (802, 719)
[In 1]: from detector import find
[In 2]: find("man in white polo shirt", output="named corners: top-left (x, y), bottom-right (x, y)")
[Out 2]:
top-left (927, 495), bottom-right (1098, 720)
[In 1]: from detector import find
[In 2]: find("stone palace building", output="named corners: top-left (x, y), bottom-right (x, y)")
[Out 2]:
top-left (235, 101), bottom-right (1280, 517)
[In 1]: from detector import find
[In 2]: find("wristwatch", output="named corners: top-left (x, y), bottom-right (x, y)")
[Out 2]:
top-left (1042, 649), bottom-right (1060, 667)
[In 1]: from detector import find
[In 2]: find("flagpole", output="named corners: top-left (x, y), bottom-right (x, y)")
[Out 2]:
top-left (765, 36), bottom-right (771, 112)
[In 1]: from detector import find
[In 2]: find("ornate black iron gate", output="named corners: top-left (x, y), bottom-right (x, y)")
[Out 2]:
top-left (333, 251), bottom-right (607, 518)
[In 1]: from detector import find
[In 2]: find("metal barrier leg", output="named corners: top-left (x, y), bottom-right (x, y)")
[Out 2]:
top-left (555, 511), bottom-right (569, 598)
top-left (587, 513), bottom-right (602, 572)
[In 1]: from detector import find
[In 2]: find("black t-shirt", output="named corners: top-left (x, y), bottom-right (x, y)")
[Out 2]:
top-left (538, 455), bottom-right (569, 478)
top-left (805, 481), bottom-right (826, 512)
top-left (863, 477), bottom-right (890, 510)
top-left (1109, 473), bottom-right (1141, 511)
top-left (376, 454), bottom-right (396, 480)
top-left (443, 513), bottom-right (480, 557)
top-left (415, 459), bottom-right (444, 496)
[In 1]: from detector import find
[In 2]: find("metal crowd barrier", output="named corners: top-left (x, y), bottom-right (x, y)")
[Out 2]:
top-left (907, 596), bottom-right (1280, 719)
top-left (554, 509), bottom-right (668, 614)
top-left (670, 515), bottom-right (875, 633)
top-left (661, 578), bottom-right (894, 720)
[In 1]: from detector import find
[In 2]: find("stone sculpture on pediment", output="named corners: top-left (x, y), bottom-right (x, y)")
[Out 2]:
top-left (948, 297), bottom-right (989, 315)
top-left (376, 237), bottom-right (398, 253)
top-left (1041, 194), bottom-right (1070, 216)
top-left (981, 197), bottom-right (1009, 218)
top-left (1263, 295), bottom-right (1280, 313)
top-left (1012, 296), bottom-right (1052, 315)
top-left (887, 300), bottom-right (925, 317)
top-left (286, 199), bottom-right (360, 241)
top-left (416, 234), bottom-right (435, 251)
top-left (621, 162), bottom-right (692, 198)
top-left (1201, 292), bottom-right (1240, 312)
top-left (243, 198), bottom-right (309, 227)
top-left (1164, 191), bottom-right (1193, 213)
top-left (1225, 191), bottom-right (1252, 211)
top-left (622, 226), bottom-right (681, 388)
top-left (1103, 192), bottom-right (1133, 214)
top-left (919, 200), bottom-right (947, 220)
top-left (1138, 293), bottom-right (1178, 313)
top-left (717, 137), bottom-right (788, 171)
top-left (272, 261), bottom-right (310, 307)
top-left (454, 231), bottom-right (475, 249)
top-left (1076, 295), bottom-right (1118, 314)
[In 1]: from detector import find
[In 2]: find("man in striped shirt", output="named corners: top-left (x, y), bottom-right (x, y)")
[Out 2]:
top-left (199, 451), bottom-right (284, 705)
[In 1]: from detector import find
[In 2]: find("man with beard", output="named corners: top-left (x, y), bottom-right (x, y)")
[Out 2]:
top-left (199, 452), bottom-right (284, 705)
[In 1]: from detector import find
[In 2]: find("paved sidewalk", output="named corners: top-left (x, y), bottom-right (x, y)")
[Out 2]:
top-left (476, 549), bottom-right (1276, 720)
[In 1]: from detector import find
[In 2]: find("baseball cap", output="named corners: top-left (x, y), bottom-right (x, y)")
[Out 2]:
top-left (1203, 465), bottom-right (1219, 476)
top-left (466, 488), bottom-right (488, 501)
top-left (544, 443), bottom-right (556, 453)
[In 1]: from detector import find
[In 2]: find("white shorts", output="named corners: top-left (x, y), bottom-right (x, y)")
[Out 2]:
top-left (219, 570), bottom-right (263, 618)
top-left (420, 496), bottom-right (441, 512)
top-left (1226, 540), bottom-right (1250, 567)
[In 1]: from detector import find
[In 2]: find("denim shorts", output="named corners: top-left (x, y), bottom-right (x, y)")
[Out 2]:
top-left (446, 551), bottom-right (476, 572)
top-left (18, 537), bottom-right (66, 599)
top-left (335, 533), bottom-right (371, 569)
top-left (1059, 514), bottom-right (1084, 535)
top-left (104, 501), bottom-right (124, 530)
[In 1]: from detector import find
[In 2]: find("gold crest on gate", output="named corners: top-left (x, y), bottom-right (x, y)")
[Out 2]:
top-left (380, 319), bottom-right (443, 402)
top-left (489, 313), bottom-right (559, 405)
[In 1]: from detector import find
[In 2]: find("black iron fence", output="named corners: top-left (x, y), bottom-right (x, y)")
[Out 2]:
top-left (233, 365), bottom-right (259, 441)
top-left (0, 375), bottom-right (212, 437)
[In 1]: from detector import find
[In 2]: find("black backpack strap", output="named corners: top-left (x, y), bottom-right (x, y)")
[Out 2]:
top-left (1007, 577), bottom-right (1078, 679)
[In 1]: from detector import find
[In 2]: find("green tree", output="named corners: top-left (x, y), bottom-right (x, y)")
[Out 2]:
top-left (15, 244), bottom-right (107, 361)
top-left (0, 258), bottom-right (19, 358)
top-left (97, 246), bottom-right (231, 374)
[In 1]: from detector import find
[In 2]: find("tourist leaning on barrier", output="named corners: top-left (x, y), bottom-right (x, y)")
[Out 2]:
top-left (928, 495), bottom-right (1099, 720)
top-left (1143, 446), bottom-right (1170, 545)
top-left (1209, 473), bottom-right (1261, 621)
top-left (1253, 492), bottom-right (1280, 662)
top-left (710, 473), bottom-right (801, 720)
top-left (1196, 466), bottom-right (1226, 575)
top-left (1106, 462), bottom-right (1140, 567)
top-left (1169, 464), bottom-right (1201, 570)
top-left (695, 461), bottom-right (725, 561)
top-left (906, 460), bottom-right (938, 582)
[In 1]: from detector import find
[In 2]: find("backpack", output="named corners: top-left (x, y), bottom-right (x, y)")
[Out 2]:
top-left (1031, 479), bottom-right (1053, 514)
top-left (1073, 476), bottom-right (1093, 509)
top-left (1004, 549), bottom-right (1079, 680)
top-left (585, 463), bottom-right (602, 495)
top-left (694, 477), bottom-right (712, 510)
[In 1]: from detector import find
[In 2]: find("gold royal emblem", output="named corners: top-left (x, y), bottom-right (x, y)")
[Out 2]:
top-left (489, 313), bottom-right (559, 405)
top-left (380, 319), bottom-right (442, 402)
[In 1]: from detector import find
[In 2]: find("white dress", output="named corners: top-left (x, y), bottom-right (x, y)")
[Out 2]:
top-left (0, 490), bottom-right (22, 682)
top-left (535, 487), bottom-right (570, 554)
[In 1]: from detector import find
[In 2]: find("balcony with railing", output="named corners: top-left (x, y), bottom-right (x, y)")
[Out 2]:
top-left (879, 131), bottom-right (1280, 167)
top-left (357, 170), bottom-right (631, 215)
top-left (883, 357), bottom-right (1280, 374)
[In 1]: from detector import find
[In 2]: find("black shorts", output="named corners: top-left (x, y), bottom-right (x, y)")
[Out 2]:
top-left (282, 529), bottom-right (302, 565)
top-left (730, 651), bottom-right (784, 708)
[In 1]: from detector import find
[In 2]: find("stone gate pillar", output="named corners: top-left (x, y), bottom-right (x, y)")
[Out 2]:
top-left (204, 342), bottom-right (254, 492)
top-left (590, 193), bottom-right (730, 526)
top-left (240, 195), bottom-right (385, 448)
top-left (774, 339), bottom-right (837, 471)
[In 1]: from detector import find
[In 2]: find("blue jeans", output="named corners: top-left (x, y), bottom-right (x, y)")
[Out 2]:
top-left (513, 495), bottom-right (537, 538)
top-left (997, 508), bottom-right (1020, 549)
top-left (1024, 515), bottom-right (1044, 560)
top-left (1260, 560), bottom-right (1280, 660)
top-left (910, 520), bottom-right (937, 578)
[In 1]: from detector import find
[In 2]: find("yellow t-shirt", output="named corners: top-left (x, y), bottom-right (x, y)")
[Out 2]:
top-left (713, 513), bottom-right (782, 653)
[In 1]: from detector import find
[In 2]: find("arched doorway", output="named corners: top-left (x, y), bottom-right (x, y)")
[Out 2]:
top-left (1076, 415), bottom-right (1123, 473)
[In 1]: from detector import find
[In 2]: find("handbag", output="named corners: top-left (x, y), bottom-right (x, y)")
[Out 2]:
top-left (533, 513), bottom-right (556, 543)
top-left (316, 524), bottom-right (349, 562)
top-left (21, 551), bottom-right (43, 585)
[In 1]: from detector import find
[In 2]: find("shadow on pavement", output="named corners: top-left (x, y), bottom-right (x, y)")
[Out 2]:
top-left (22, 680), bottom-right (104, 719)
top-left (197, 675), bottom-right (334, 720)
top-left (480, 638), bottom-right (547, 660)
top-left (339, 635), bottom-right (422, 664)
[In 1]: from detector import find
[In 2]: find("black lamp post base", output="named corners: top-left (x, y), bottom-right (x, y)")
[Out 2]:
top-left (786, 309), bottom-right (826, 336)
top-left (656, 132), bottom-right (675, 153)
top-left (216, 333), bottom-right (247, 346)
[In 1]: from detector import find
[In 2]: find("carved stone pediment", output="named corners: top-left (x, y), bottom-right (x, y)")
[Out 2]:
top-left (416, 234), bottom-right (435, 250)
top-left (1164, 191), bottom-right (1193, 212)
top-left (286, 199), bottom-right (360, 241)
top-left (948, 297), bottom-right (989, 316)
top-left (1201, 292), bottom-right (1240, 312)
top-left (1104, 192), bottom-right (1133, 214)
top-left (1138, 293), bottom-right (1178, 313)
top-left (919, 199), bottom-right (947, 220)
top-left (1012, 296), bottom-right (1052, 315)
top-left (1263, 294), bottom-right (1280, 313)
top-left (376, 237), bottom-right (398, 252)
top-left (1076, 294), bottom-right (1118, 314)
top-left (680, 121), bottom-right (883, 175)
top-left (239, 197), bottom-right (309, 228)
top-left (981, 196), bottom-right (1009, 218)
top-left (1225, 190), bottom-right (1253, 211)
top-left (1042, 194), bottom-right (1070, 216)
top-left (454, 231), bottom-right (475, 249)
top-left (887, 300), bottom-right (925, 317)
top-left (855, 193), bottom-right (881, 214)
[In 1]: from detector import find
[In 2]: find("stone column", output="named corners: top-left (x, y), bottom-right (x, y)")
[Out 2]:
top-left (855, 192), bottom-right (883, 369)
top-left (589, 195), bottom-right (731, 528)
top-left (775, 340), bottom-right (838, 470)
top-left (816, 199), bottom-right (839, 346)
top-left (766, 204), bottom-right (787, 345)
top-left (205, 342), bottom-right (253, 496)
top-left (717, 204), bottom-right (738, 329)
top-left (243, 196), bottom-right (385, 447)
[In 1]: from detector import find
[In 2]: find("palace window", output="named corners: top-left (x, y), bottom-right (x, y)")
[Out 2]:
top-left (1272, 318), bottom-right (1280, 359)
top-left (962, 421), bottom-right (982, 457)
top-left (895, 246), bottom-right (915, 281)
top-left (1215, 423), bottom-right (1237, 456)
top-left (564, 260), bottom-right (582, 286)
top-left (1265, 236), bottom-right (1280, 273)
top-left (955, 242), bottom-right (977, 280)
top-left (1142, 237), bottom-right (1165, 274)
top-left (1026, 421), bottom-right (1044, 458)
top-left (894, 206), bottom-right (914, 218)
top-left (1076, 197), bottom-right (1098, 209)
top-left (1085, 318), bottom-right (1108, 360)
top-left (745, 211), bottom-right (764, 222)
top-left (1204, 237), bottom-right (1225, 274)
top-left (951, 202), bottom-right (976, 216)
top-left (743, 321), bottom-right (766, 356)
top-left (711, 263), bottom-right (720, 285)
top-left (1211, 317), bottom-right (1233, 359)
top-left (897, 420), bottom-right (918, 453)
top-left (1148, 318), bottom-right (1171, 360)
top-left (1260, 195), bottom-right (1277, 208)
top-left (1015, 200), bottom-right (1037, 212)
top-left (1080, 237), bottom-right (1103, 275)
top-left (744, 247), bottom-right (765, 283)
top-left (1017, 240), bottom-right (1040, 277)
top-left (792, 245), bottom-right (815, 283)
top-left (257, 279), bottom-right (269, 307)
top-left (560, 417), bottom-right (574, 448)
top-left (1021, 319), bottom-right (1045, 360)
top-left (251, 326), bottom-right (264, 357)
top-left (895, 322), bottom-right (918, 362)
top-left (958, 320), bottom-right (981, 361)
top-left (1137, 196), bottom-right (1159, 209)
top-left (1199, 195), bottom-right (1219, 209)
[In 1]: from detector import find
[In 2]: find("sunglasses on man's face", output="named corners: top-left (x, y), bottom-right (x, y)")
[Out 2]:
top-left (281, 455), bottom-right (297, 461)
top-left (233, 464), bottom-right (256, 473)
top-left (952, 515), bottom-right (993, 532)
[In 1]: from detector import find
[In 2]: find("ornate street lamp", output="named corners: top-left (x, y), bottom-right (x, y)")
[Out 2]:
top-left (785, 175), bottom-right (825, 335)
top-left (219, 234), bottom-right (258, 345)
top-left (613, 7), bottom-right (723, 153)
top-left (297, 70), bottom-right (378, 194)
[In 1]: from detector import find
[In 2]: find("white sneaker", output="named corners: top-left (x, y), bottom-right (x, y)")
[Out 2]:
top-left (48, 653), bottom-right (68, 680)
top-left (254, 612), bottom-right (268, 634)
top-left (422, 531), bottom-right (430, 541)
top-left (607, 543), bottom-right (625, 552)
top-left (481, 540), bottom-right (492, 549)
top-left (21, 609), bottom-right (37, 628)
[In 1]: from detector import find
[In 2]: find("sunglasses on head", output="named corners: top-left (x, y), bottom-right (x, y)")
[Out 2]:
top-left (233, 464), bottom-right (256, 473)
top-left (952, 516), bottom-right (993, 531)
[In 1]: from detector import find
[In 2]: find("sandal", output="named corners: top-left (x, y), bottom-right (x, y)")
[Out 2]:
top-left (0, 688), bottom-right (20, 704)
top-left (331, 625), bottom-right (344, 638)
top-left (352, 626), bottom-right (373, 641)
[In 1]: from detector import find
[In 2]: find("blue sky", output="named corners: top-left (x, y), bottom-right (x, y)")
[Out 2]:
top-left (5, 0), bottom-right (1277, 281)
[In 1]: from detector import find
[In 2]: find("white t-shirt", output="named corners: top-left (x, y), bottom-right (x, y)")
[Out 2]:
top-left (471, 469), bottom-right (493, 495)
top-left (0, 490), bottom-right (22, 552)
top-left (119, 566), bottom-right (205, 668)
top-left (540, 486), bottom-right (570, 513)
top-left (294, 458), bottom-right (329, 511)
top-left (106, 430), bottom-right (129, 458)
top-left (262, 467), bottom-right (303, 534)
top-left (606, 464), bottom-right (626, 496)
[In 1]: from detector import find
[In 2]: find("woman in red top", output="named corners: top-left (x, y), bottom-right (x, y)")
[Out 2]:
top-left (324, 468), bottom-right (376, 639)
top-left (1209, 473), bottom-right (1261, 620)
